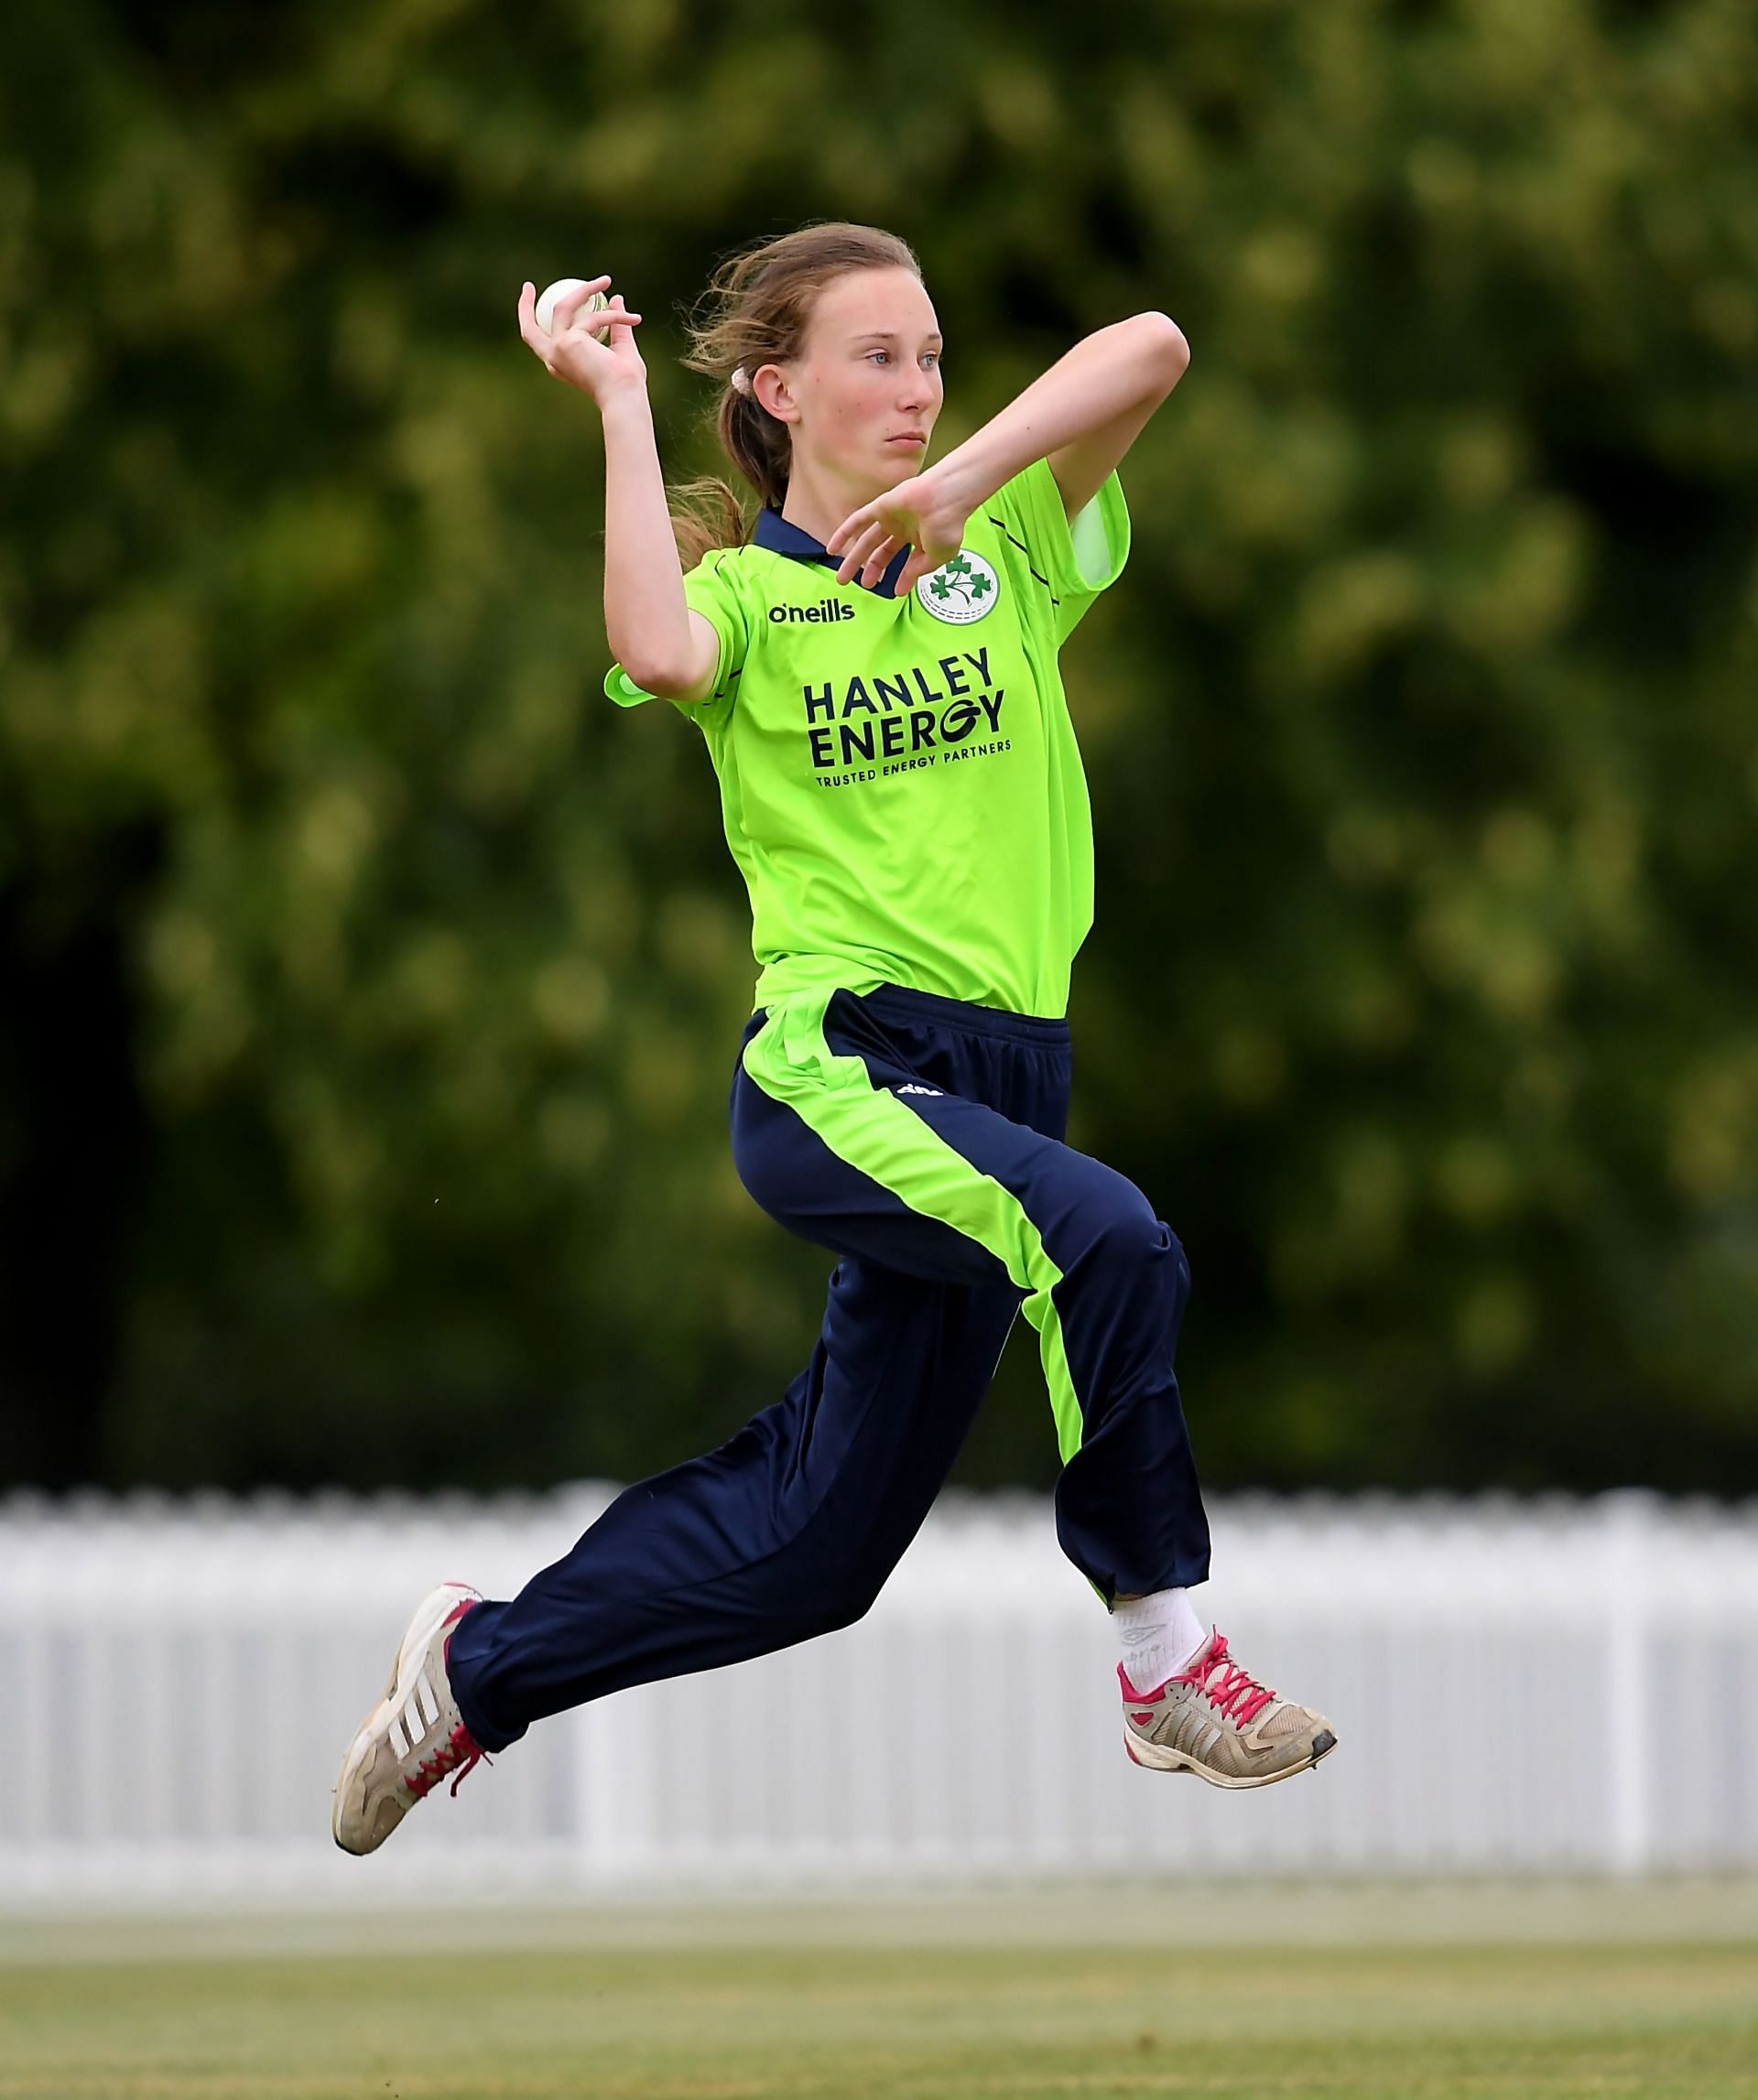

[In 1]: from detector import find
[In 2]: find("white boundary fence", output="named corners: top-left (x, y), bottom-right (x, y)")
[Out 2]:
top-left (2, 1488), bottom-right (1754, 1908)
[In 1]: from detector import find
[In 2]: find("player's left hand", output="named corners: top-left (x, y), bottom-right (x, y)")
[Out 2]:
top-left (827, 472), bottom-right (969, 594)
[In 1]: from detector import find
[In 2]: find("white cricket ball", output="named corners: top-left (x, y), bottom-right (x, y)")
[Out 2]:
top-left (536, 278), bottom-right (612, 338)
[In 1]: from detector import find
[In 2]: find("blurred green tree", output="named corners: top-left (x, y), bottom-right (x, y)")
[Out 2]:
top-left (0, 0), bottom-right (1753, 1495)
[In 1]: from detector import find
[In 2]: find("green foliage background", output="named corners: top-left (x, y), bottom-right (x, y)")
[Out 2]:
top-left (2, 0), bottom-right (1754, 1496)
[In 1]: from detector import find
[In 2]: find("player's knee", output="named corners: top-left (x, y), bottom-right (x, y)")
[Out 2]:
top-left (807, 1549), bottom-right (888, 1635)
top-left (1165, 1224), bottom-right (1192, 1310)
top-left (1087, 1202), bottom-right (1189, 1306)
top-left (799, 1582), bottom-right (878, 1640)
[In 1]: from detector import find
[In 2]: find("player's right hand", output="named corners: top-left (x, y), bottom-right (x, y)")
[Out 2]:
top-left (518, 276), bottom-right (646, 405)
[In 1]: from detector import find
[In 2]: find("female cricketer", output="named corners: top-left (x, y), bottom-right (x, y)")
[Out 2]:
top-left (332, 222), bottom-right (1337, 1856)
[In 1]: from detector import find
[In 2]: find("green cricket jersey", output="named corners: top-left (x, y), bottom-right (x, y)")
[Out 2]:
top-left (605, 457), bottom-right (1130, 1019)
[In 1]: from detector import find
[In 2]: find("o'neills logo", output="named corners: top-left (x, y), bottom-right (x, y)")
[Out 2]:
top-left (768, 598), bottom-right (855, 624)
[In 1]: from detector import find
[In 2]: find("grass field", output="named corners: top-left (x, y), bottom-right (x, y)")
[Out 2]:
top-left (1, 1896), bottom-right (1754, 2100)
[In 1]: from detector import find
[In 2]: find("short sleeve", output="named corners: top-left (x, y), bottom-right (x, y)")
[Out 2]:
top-left (988, 456), bottom-right (1131, 645)
top-left (603, 550), bottom-right (750, 713)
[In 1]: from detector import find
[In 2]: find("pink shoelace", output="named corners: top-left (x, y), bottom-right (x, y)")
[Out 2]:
top-left (1175, 1631), bottom-right (1275, 1727)
top-left (405, 1722), bottom-right (486, 1802)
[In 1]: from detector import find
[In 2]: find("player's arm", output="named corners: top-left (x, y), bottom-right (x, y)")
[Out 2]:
top-left (517, 277), bottom-right (720, 704)
top-left (599, 390), bottom-right (721, 702)
top-left (941, 311), bottom-right (1188, 525)
top-left (829, 314), bottom-right (1188, 591)
top-left (1039, 313), bottom-right (1189, 520)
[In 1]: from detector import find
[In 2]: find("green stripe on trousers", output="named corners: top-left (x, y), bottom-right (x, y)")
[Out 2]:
top-left (742, 992), bottom-right (1086, 1466)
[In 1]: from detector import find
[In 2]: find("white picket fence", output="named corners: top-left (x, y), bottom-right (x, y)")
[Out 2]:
top-left (1, 1488), bottom-right (1754, 1908)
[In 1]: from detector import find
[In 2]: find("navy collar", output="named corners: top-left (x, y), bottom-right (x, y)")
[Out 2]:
top-left (753, 506), bottom-right (911, 599)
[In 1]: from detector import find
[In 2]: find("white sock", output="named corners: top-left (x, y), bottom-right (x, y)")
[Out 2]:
top-left (1112, 1587), bottom-right (1208, 1694)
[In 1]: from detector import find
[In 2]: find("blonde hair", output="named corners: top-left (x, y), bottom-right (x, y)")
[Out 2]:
top-left (668, 222), bottom-right (923, 569)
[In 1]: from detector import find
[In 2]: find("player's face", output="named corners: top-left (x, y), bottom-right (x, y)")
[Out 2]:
top-left (785, 268), bottom-right (944, 495)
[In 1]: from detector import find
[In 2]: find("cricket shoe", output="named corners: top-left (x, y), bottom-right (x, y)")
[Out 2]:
top-left (332, 1581), bottom-right (488, 1855)
top-left (1121, 1629), bottom-right (1337, 1788)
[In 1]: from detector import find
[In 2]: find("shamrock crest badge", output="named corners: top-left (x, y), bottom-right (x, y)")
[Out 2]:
top-left (915, 548), bottom-right (1000, 625)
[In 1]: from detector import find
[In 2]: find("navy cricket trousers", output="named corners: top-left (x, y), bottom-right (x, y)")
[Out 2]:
top-left (449, 982), bottom-right (1210, 1753)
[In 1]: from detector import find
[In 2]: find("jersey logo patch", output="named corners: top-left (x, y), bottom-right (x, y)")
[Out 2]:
top-left (895, 1083), bottom-right (944, 1098)
top-left (915, 549), bottom-right (1000, 625)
